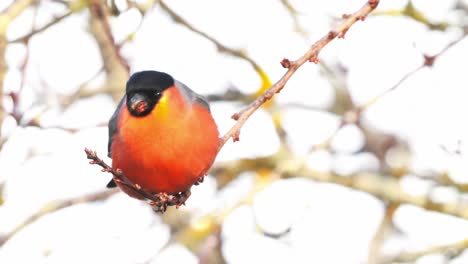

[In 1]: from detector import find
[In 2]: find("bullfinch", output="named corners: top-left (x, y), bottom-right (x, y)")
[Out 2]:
top-left (107, 70), bottom-right (219, 207)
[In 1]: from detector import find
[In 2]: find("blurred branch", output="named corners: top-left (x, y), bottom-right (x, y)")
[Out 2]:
top-left (169, 171), bottom-right (276, 253)
top-left (319, 61), bottom-right (355, 115)
top-left (159, 0), bottom-right (263, 74)
top-left (76, 0), bottom-right (129, 101)
top-left (279, 0), bottom-right (308, 36)
top-left (8, 0), bottom-right (40, 124)
top-left (360, 36), bottom-right (464, 112)
top-left (383, 238), bottom-right (468, 263)
top-left (0, 189), bottom-right (118, 247)
top-left (204, 88), bottom-right (251, 103)
top-left (292, 171), bottom-right (468, 220)
top-left (312, 34), bottom-right (466, 160)
top-left (219, 0), bottom-right (380, 147)
top-left (0, 0), bottom-right (37, 149)
top-left (159, 1), bottom-right (276, 109)
top-left (368, 203), bottom-right (398, 264)
top-left (196, 227), bottom-right (224, 264)
top-left (213, 148), bottom-right (468, 220)
top-left (373, 1), bottom-right (450, 31)
top-left (9, 11), bottom-right (73, 44)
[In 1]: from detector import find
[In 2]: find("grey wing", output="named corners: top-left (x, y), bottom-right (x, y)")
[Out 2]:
top-left (106, 96), bottom-right (125, 188)
top-left (174, 80), bottom-right (211, 111)
top-left (108, 96), bottom-right (125, 157)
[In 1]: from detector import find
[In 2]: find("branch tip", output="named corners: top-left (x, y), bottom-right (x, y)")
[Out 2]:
top-left (280, 58), bottom-right (292, 68)
top-left (231, 113), bottom-right (240, 121)
top-left (328, 31), bottom-right (338, 40)
top-left (368, 0), bottom-right (379, 9)
top-left (84, 148), bottom-right (191, 212)
top-left (339, 29), bottom-right (348, 39)
top-left (309, 55), bottom-right (320, 64)
top-left (423, 54), bottom-right (436, 67)
top-left (357, 15), bottom-right (367, 21)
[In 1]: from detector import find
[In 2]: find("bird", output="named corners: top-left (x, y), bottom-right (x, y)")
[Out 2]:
top-left (107, 70), bottom-right (219, 209)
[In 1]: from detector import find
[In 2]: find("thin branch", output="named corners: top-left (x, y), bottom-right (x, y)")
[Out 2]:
top-left (0, 189), bottom-right (118, 247)
top-left (213, 151), bottom-right (468, 220)
top-left (368, 203), bottom-right (398, 264)
top-left (360, 36), bottom-right (466, 111)
top-left (279, 0), bottom-right (308, 36)
top-left (84, 148), bottom-right (196, 212)
top-left (89, 0), bottom-right (129, 74)
top-left (8, 0), bottom-right (41, 122)
top-left (383, 238), bottom-right (468, 263)
top-left (373, 1), bottom-right (450, 31)
top-left (219, 0), bottom-right (380, 148)
top-left (313, 34), bottom-right (466, 153)
top-left (159, 0), bottom-right (263, 73)
top-left (0, 0), bottom-right (37, 150)
top-left (360, 65), bottom-right (424, 110)
top-left (9, 11), bottom-right (73, 44)
top-left (86, 0), bottom-right (129, 101)
top-left (289, 169), bottom-right (468, 220)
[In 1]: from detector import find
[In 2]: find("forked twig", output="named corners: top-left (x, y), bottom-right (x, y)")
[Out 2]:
top-left (84, 148), bottom-right (193, 212)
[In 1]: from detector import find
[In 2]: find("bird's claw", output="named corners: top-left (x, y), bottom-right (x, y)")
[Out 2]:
top-left (194, 176), bottom-right (204, 185)
top-left (149, 190), bottom-right (192, 213)
top-left (174, 190), bottom-right (191, 208)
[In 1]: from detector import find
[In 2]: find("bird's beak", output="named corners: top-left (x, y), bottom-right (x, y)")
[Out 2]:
top-left (129, 93), bottom-right (148, 114)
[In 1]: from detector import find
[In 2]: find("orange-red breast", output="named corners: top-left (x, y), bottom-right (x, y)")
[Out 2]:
top-left (107, 71), bottom-right (219, 200)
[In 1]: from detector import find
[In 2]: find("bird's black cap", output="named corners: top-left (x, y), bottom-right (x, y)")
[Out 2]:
top-left (126, 71), bottom-right (175, 94)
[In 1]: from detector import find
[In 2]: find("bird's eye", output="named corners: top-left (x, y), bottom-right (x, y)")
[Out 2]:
top-left (154, 91), bottom-right (161, 97)
top-left (127, 92), bottom-right (153, 117)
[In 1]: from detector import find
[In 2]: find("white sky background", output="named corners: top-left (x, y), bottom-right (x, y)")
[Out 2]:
top-left (1, 0), bottom-right (468, 263)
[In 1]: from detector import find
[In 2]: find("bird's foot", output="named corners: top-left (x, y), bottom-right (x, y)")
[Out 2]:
top-left (149, 192), bottom-right (171, 213)
top-left (194, 176), bottom-right (204, 185)
top-left (149, 190), bottom-right (192, 213)
top-left (173, 190), bottom-right (191, 209)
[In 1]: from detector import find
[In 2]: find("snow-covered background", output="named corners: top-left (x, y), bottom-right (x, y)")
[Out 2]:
top-left (1, 0), bottom-right (468, 263)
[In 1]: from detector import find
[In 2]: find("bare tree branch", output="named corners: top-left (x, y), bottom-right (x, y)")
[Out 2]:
top-left (84, 148), bottom-right (197, 212)
top-left (83, 0), bottom-right (129, 101)
top-left (219, 0), bottom-right (380, 147)
top-left (0, 0), bottom-right (37, 149)
top-left (383, 238), bottom-right (468, 263)
top-left (159, 0), bottom-right (263, 74)
top-left (368, 203), bottom-right (398, 264)
top-left (9, 11), bottom-right (73, 44)
top-left (0, 189), bottom-right (118, 247)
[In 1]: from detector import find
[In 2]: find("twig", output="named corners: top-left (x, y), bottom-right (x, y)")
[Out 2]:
top-left (218, 0), bottom-right (380, 147)
top-left (213, 152), bottom-right (468, 220)
top-left (159, 0), bottom-right (263, 73)
top-left (313, 34), bottom-right (466, 153)
top-left (87, 0), bottom-right (129, 101)
top-left (0, 0), bottom-right (37, 150)
top-left (279, 0), bottom-right (308, 36)
top-left (9, 11), bottom-right (73, 44)
top-left (291, 169), bottom-right (468, 220)
top-left (368, 203), bottom-right (398, 264)
top-left (84, 148), bottom-right (193, 212)
top-left (360, 36), bottom-right (466, 111)
top-left (373, 1), bottom-right (450, 31)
